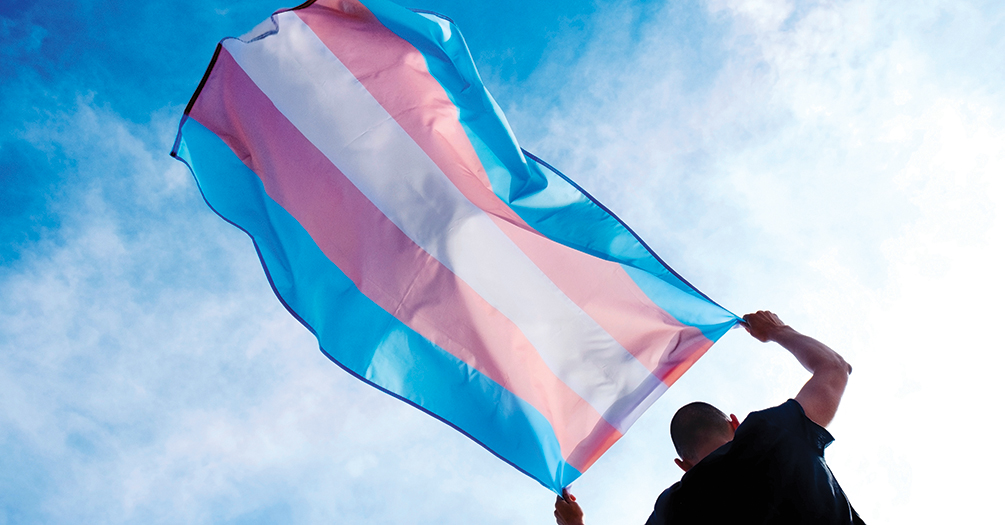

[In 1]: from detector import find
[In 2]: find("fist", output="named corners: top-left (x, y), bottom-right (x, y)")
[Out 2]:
top-left (554, 489), bottom-right (584, 525)
top-left (742, 310), bottom-right (788, 342)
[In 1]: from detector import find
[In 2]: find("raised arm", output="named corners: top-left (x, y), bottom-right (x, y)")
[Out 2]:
top-left (742, 311), bottom-right (852, 427)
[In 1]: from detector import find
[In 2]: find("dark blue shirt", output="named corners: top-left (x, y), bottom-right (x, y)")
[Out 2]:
top-left (645, 400), bottom-right (864, 524)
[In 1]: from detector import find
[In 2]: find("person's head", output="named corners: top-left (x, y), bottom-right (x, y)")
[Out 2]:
top-left (670, 401), bottom-right (740, 472)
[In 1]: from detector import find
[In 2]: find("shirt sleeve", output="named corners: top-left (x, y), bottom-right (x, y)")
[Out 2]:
top-left (733, 400), bottom-right (834, 457)
top-left (784, 399), bottom-right (834, 454)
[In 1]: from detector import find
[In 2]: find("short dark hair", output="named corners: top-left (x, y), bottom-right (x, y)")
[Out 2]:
top-left (670, 402), bottom-right (732, 461)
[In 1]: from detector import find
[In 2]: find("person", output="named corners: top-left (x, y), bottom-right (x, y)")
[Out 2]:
top-left (554, 311), bottom-right (864, 524)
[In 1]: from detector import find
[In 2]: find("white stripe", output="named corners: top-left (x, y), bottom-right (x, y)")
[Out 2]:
top-left (222, 11), bottom-right (657, 431)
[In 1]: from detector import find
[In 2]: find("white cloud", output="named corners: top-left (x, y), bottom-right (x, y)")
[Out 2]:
top-left (501, 0), bottom-right (1004, 522)
top-left (1, 94), bottom-right (554, 524)
top-left (706, 0), bottom-right (795, 32)
top-left (3, 0), bottom-right (1003, 523)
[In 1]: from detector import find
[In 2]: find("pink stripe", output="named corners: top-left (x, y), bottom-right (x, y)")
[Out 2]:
top-left (188, 48), bottom-right (620, 468)
top-left (296, 2), bottom-right (713, 388)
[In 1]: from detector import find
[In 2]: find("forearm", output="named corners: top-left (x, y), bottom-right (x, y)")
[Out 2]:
top-left (743, 311), bottom-right (853, 427)
top-left (768, 326), bottom-right (851, 376)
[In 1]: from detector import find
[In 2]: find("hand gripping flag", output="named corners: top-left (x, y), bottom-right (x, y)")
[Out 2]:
top-left (171, 0), bottom-right (740, 493)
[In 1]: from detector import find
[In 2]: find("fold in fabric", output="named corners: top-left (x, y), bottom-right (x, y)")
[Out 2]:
top-left (171, 0), bottom-right (739, 493)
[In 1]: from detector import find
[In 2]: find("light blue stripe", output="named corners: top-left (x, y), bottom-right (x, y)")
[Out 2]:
top-left (359, 0), bottom-right (739, 340)
top-left (622, 266), bottom-right (737, 343)
top-left (173, 116), bottom-right (581, 493)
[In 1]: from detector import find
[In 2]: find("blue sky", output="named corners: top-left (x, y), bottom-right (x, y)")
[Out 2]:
top-left (2, 0), bottom-right (1003, 523)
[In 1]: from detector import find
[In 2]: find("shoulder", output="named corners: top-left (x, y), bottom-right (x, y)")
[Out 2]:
top-left (749, 398), bottom-right (803, 422)
top-left (647, 476), bottom-right (721, 525)
top-left (739, 399), bottom-right (834, 454)
top-left (645, 484), bottom-right (679, 525)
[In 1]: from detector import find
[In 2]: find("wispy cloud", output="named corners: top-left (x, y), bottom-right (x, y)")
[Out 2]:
top-left (2, 0), bottom-right (1002, 523)
top-left (498, 0), bottom-right (1003, 522)
top-left (0, 94), bottom-right (553, 524)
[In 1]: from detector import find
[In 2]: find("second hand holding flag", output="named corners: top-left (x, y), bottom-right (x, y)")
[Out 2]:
top-left (171, 0), bottom-right (739, 493)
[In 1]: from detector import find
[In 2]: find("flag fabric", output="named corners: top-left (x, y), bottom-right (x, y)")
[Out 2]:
top-left (171, 0), bottom-right (739, 493)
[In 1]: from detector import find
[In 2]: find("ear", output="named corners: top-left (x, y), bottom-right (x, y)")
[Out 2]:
top-left (729, 414), bottom-right (740, 431)
top-left (674, 458), bottom-right (692, 472)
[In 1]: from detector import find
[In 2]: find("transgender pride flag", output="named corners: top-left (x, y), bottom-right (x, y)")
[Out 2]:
top-left (171, 0), bottom-right (739, 493)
